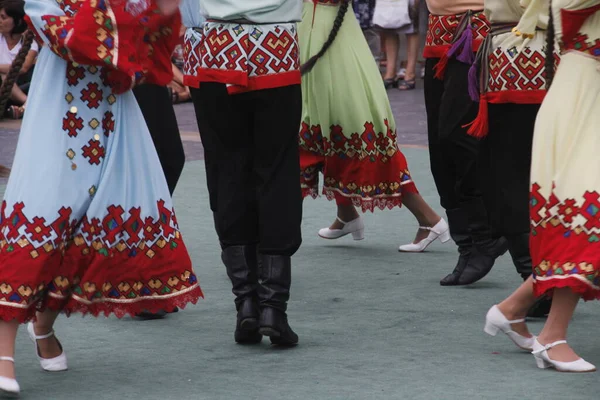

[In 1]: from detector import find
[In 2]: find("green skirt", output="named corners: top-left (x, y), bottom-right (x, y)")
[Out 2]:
top-left (299, 1), bottom-right (418, 212)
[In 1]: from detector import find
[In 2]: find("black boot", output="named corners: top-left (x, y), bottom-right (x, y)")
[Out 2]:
top-left (257, 254), bottom-right (298, 346)
top-left (454, 198), bottom-right (508, 285)
top-left (440, 209), bottom-right (473, 286)
top-left (507, 233), bottom-right (533, 280)
top-left (222, 245), bottom-right (262, 344)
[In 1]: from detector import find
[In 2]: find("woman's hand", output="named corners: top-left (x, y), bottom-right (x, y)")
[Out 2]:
top-left (155, 0), bottom-right (180, 16)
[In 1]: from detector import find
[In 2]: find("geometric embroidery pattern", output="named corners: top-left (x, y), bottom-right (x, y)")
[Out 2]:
top-left (425, 12), bottom-right (489, 53)
top-left (0, 199), bottom-right (200, 318)
top-left (199, 22), bottom-right (300, 90)
top-left (530, 184), bottom-right (600, 299)
top-left (299, 120), bottom-right (399, 161)
top-left (488, 46), bottom-right (547, 93)
top-left (62, 110), bottom-right (84, 137)
top-left (81, 139), bottom-right (105, 165)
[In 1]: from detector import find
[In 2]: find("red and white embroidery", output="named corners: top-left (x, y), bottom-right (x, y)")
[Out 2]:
top-left (183, 27), bottom-right (202, 88)
top-left (198, 22), bottom-right (301, 93)
top-left (486, 45), bottom-right (549, 103)
top-left (424, 11), bottom-right (489, 59)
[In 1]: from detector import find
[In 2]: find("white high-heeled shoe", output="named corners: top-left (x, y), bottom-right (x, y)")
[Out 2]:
top-left (398, 218), bottom-right (450, 252)
top-left (27, 323), bottom-right (68, 372)
top-left (0, 357), bottom-right (19, 398)
top-left (484, 305), bottom-right (536, 351)
top-left (532, 339), bottom-right (596, 372)
top-left (318, 216), bottom-right (364, 240)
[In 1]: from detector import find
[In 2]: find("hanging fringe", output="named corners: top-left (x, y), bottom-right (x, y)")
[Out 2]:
top-left (467, 62), bottom-right (480, 102)
top-left (433, 25), bottom-right (474, 80)
top-left (456, 27), bottom-right (474, 64)
top-left (433, 53), bottom-right (449, 79)
top-left (463, 95), bottom-right (489, 138)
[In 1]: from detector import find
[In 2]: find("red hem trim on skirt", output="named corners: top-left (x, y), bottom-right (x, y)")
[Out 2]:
top-left (0, 285), bottom-right (203, 323)
top-left (534, 276), bottom-right (600, 302)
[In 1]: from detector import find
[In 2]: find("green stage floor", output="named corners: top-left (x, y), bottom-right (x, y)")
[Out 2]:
top-left (0, 149), bottom-right (597, 399)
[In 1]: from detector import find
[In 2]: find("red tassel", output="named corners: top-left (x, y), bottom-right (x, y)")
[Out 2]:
top-left (433, 53), bottom-right (449, 80)
top-left (463, 95), bottom-right (489, 138)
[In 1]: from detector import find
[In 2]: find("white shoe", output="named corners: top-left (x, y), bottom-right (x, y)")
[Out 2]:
top-left (398, 219), bottom-right (450, 252)
top-left (532, 339), bottom-right (596, 373)
top-left (484, 305), bottom-right (536, 351)
top-left (0, 357), bottom-right (19, 398)
top-left (27, 323), bottom-right (68, 372)
top-left (318, 217), bottom-right (365, 240)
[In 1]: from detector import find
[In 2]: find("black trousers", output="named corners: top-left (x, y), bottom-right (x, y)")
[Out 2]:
top-left (480, 103), bottom-right (539, 236)
top-left (424, 57), bottom-right (494, 246)
top-left (134, 84), bottom-right (185, 195)
top-left (192, 83), bottom-right (303, 256)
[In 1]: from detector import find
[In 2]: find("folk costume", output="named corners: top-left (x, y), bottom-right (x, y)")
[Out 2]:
top-left (530, 0), bottom-right (600, 301)
top-left (463, 0), bottom-right (553, 316)
top-left (424, 0), bottom-right (507, 286)
top-left (132, 83), bottom-right (186, 320)
top-left (299, 1), bottom-right (418, 212)
top-left (0, 0), bottom-right (203, 323)
top-left (299, 0), bottom-right (449, 251)
top-left (469, 0), bottom-right (554, 316)
top-left (186, 0), bottom-right (303, 345)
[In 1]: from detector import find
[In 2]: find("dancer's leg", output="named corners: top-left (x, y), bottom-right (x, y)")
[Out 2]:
top-left (496, 276), bottom-right (537, 337)
top-left (402, 191), bottom-right (442, 242)
top-left (32, 309), bottom-right (62, 358)
top-left (537, 288), bottom-right (581, 362)
top-left (0, 321), bottom-right (18, 379)
top-left (329, 195), bottom-right (359, 230)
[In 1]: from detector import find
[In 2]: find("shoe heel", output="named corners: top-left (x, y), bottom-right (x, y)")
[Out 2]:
top-left (439, 229), bottom-right (451, 243)
top-left (534, 356), bottom-right (551, 369)
top-left (484, 321), bottom-right (499, 336)
top-left (352, 229), bottom-right (364, 241)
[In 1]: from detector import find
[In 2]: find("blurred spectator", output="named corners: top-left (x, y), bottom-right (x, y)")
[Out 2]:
top-left (353, 0), bottom-right (379, 59)
top-left (0, 0), bottom-right (38, 118)
top-left (378, 0), bottom-right (422, 90)
top-left (167, 25), bottom-right (190, 104)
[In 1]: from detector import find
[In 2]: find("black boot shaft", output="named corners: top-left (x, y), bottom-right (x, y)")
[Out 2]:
top-left (221, 245), bottom-right (259, 307)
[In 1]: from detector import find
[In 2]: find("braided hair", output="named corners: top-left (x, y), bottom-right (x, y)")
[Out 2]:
top-left (544, 3), bottom-right (555, 90)
top-left (300, 0), bottom-right (350, 75)
top-left (0, 30), bottom-right (34, 119)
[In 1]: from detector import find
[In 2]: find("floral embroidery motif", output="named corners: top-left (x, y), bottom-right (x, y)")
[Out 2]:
top-left (62, 110), bottom-right (84, 137)
top-left (102, 111), bottom-right (115, 137)
top-left (80, 82), bottom-right (104, 109)
top-left (81, 139), bottom-right (105, 165)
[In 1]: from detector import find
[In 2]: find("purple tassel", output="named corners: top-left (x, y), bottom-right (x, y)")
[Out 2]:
top-left (456, 27), bottom-right (474, 64)
top-left (446, 27), bottom-right (469, 58)
top-left (468, 62), bottom-right (480, 102)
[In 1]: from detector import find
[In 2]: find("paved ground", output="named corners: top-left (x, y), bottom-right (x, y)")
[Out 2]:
top-left (1, 86), bottom-right (599, 399)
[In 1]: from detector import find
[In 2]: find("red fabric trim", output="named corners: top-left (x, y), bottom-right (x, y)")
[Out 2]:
top-left (299, 149), bottom-right (418, 213)
top-left (183, 75), bottom-right (201, 89)
top-left (534, 277), bottom-right (600, 302)
top-left (423, 40), bottom-right (482, 60)
top-left (561, 5), bottom-right (600, 47)
top-left (197, 68), bottom-right (248, 87)
top-left (486, 90), bottom-right (547, 104)
top-left (423, 45), bottom-right (450, 59)
top-left (530, 185), bottom-right (600, 302)
top-left (226, 71), bottom-right (301, 94)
